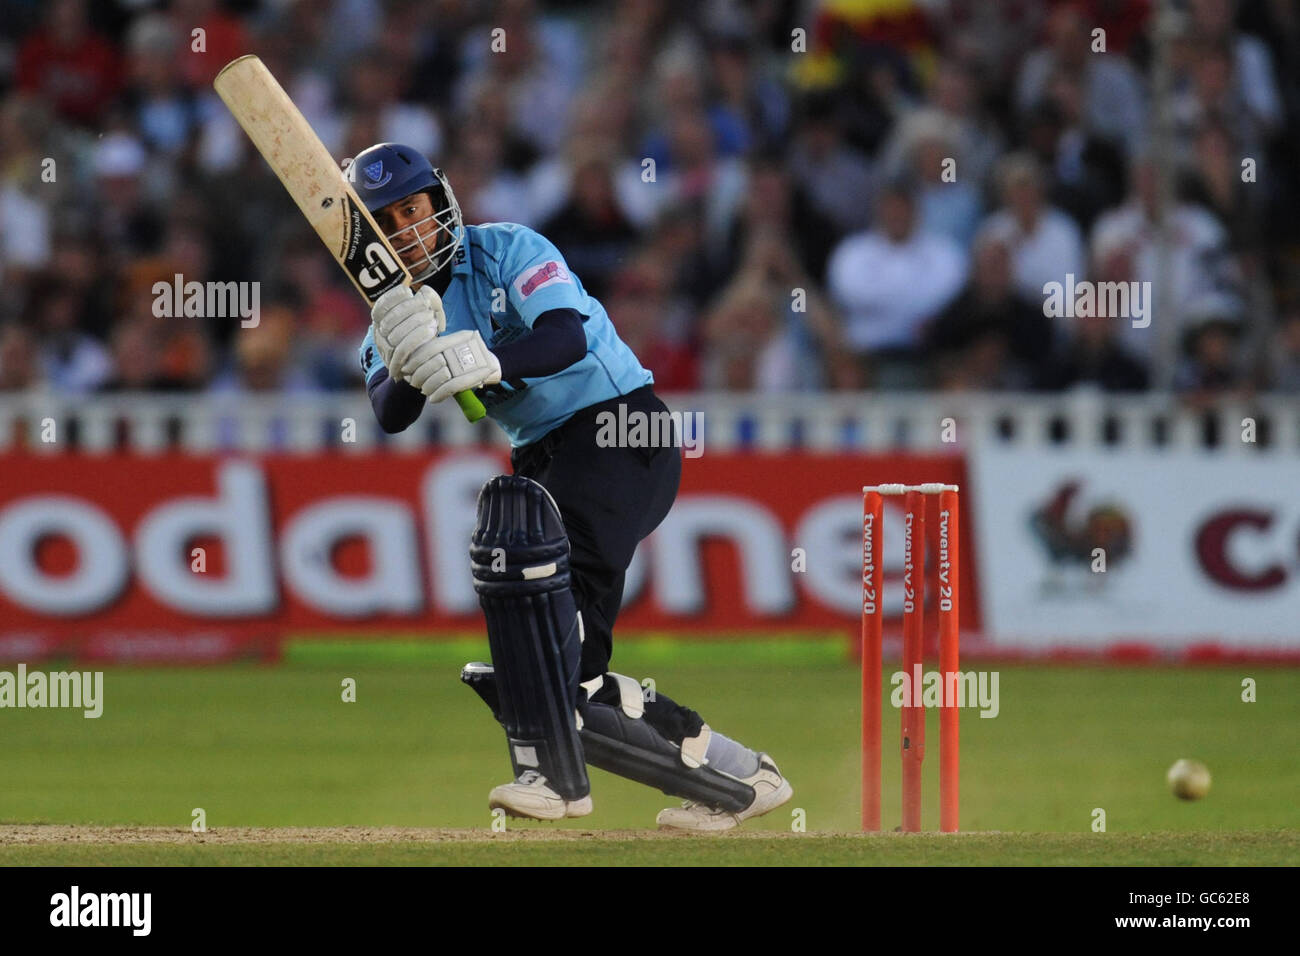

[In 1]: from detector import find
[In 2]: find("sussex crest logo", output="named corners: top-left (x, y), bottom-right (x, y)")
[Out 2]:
top-left (362, 161), bottom-right (392, 188)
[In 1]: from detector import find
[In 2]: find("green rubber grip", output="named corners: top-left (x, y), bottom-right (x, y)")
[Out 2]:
top-left (454, 390), bottom-right (487, 422)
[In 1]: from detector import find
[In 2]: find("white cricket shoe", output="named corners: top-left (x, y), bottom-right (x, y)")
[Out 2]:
top-left (655, 754), bottom-right (793, 832)
top-left (489, 770), bottom-right (593, 821)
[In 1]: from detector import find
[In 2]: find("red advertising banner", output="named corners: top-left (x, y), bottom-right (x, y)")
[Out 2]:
top-left (0, 451), bottom-right (977, 662)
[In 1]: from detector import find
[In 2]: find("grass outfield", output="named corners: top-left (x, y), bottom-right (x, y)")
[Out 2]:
top-left (1, 637), bottom-right (1297, 865)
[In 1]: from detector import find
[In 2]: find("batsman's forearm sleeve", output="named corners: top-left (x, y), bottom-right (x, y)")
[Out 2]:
top-left (367, 367), bottom-right (426, 433)
top-left (493, 308), bottom-right (587, 381)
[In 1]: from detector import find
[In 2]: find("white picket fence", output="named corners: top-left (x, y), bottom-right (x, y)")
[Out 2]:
top-left (0, 390), bottom-right (1295, 454)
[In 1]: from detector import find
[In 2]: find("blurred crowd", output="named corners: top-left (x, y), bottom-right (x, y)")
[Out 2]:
top-left (2, 0), bottom-right (1300, 400)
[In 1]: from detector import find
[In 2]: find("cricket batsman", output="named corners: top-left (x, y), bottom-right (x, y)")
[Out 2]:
top-left (353, 143), bottom-right (793, 830)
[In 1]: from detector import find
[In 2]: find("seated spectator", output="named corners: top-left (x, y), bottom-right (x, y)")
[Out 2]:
top-left (47, 231), bottom-right (114, 341)
top-left (14, 0), bottom-right (121, 128)
top-left (736, 226), bottom-right (855, 390)
top-left (639, 39), bottom-right (750, 169)
top-left (211, 304), bottom-right (316, 395)
top-left (453, 0), bottom-right (583, 158)
top-left (1184, 120), bottom-right (1264, 261)
top-left (124, 14), bottom-right (198, 156)
top-left (1267, 309), bottom-right (1300, 393)
top-left (100, 316), bottom-right (168, 391)
top-left (826, 178), bottom-right (968, 386)
top-left (657, 109), bottom-right (748, 255)
top-left (978, 153), bottom-right (1086, 312)
top-left (1170, 37), bottom-right (1273, 165)
top-left (92, 131), bottom-right (166, 263)
top-left (32, 285), bottom-right (111, 394)
top-left (1091, 154), bottom-right (1234, 360)
top-left (0, 95), bottom-right (57, 281)
top-left (444, 125), bottom-right (535, 225)
top-left (1188, 0), bottom-right (1283, 140)
top-left (525, 88), bottom-right (642, 226)
top-left (0, 178), bottom-right (52, 281)
top-left (175, 0), bottom-right (250, 89)
top-left (1036, 312), bottom-right (1150, 393)
top-left (1015, 3), bottom-right (1147, 157)
top-left (795, 2), bottom-right (926, 154)
top-left (787, 93), bottom-right (875, 238)
top-left (208, 306), bottom-right (316, 448)
top-left (925, 234), bottom-right (1053, 390)
top-left (537, 144), bottom-right (641, 302)
top-left (276, 238), bottom-right (369, 392)
top-left (702, 24), bottom-right (790, 152)
top-left (906, 113), bottom-right (983, 246)
top-left (343, 48), bottom-right (442, 159)
top-left (1022, 72), bottom-right (1127, 232)
top-left (163, 326), bottom-right (212, 391)
top-left (640, 202), bottom-right (726, 316)
top-left (0, 323), bottom-right (43, 391)
top-left (604, 261), bottom-right (698, 392)
top-left (110, 248), bottom-right (213, 391)
top-left (928, 61), bottom-right (1003, 189)
top-left (458, 75), bottom-right (543, 175)
top-left (699, 277), bottom-right (801, 391)
top-left (1173, 308), bottom-right (1247, 403)
top-left (721, 152), bottom-right (839, 288)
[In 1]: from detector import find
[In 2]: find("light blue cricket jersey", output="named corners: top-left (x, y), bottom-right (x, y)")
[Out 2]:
top-left (360, 222), bottom-right (651, 447)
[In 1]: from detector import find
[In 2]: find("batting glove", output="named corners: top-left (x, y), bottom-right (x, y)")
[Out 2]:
top-left (370, 285), bottom-right (446, 379)
top-left (407, 329), bottom-right (502, 403)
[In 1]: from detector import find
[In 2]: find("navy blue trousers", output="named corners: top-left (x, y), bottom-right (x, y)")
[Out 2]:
top-left (510, 385), bottom-right (681, 684)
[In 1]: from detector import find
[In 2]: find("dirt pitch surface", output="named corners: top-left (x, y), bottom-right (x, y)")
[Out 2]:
top-left (0, 825), bottom-right (776, 844)
top-left (3, 826), bottom-right (1296, 865)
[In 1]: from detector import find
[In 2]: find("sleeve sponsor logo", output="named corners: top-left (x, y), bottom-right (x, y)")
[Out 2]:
top-left (514, 260), bottom-right (570, 298)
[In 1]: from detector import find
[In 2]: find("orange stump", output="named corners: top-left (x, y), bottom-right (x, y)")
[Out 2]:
top-left (861, 489), bottom-right (883, 832)
top-left (900, 489), bottom-right (925, 832)
top-left (938, 488), bottom-right (960, 833)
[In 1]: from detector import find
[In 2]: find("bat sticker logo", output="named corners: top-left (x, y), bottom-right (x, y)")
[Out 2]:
top-left (356, 241), bottom-right (401, 288)
top-left (363, 161), bottom-right (392, 188)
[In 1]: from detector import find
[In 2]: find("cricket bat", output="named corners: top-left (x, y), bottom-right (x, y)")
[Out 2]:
top-left (213, 54), bottom-right (486, 422)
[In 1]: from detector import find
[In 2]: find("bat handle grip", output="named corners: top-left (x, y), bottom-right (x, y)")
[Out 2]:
top-left (455, 390), bottom-right (487, 422)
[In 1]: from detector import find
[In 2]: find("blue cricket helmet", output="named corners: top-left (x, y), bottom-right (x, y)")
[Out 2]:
top-left (347, 142), bottom-right (463, 281)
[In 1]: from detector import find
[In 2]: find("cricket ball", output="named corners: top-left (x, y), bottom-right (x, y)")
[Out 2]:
top-left (1166, 759), bottom-right (1211, 800)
